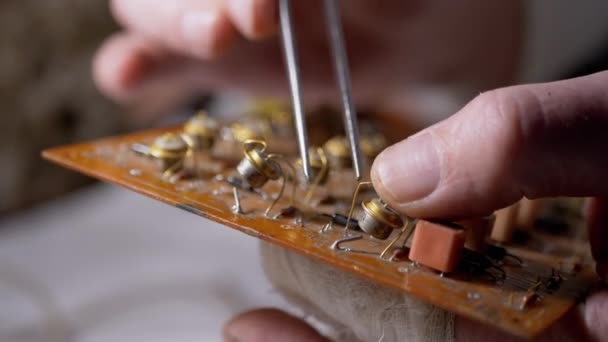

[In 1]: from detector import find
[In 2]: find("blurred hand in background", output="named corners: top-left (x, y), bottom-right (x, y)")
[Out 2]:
top-left (94, 0), bottom-right (522, 121)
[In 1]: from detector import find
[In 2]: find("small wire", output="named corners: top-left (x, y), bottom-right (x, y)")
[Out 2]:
top-left (344, 181), bottom-right (372, 236)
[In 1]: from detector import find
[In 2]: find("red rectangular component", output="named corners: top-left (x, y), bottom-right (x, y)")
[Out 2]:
top-left (409, 220), bottom-right (466, 273)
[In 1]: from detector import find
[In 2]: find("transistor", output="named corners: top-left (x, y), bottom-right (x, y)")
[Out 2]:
top-left (181, 111), bottom-right (219, 150)
top-left (236, 139), bottom-right (281, 188)
top-left (323, 135), bottom-right (352, 169)
top-left (360, 133), bottom-right (388, 160)
top-left (225, 175), bottom-right (255, 193)
top-left (235, 139), bottom-right (295, 217)
top-left (131, 133), bottom-right (188, 181)
top-left (358, 198), bottom-right (403, 240)
top-left (344, 181), bottom-right (404, 240)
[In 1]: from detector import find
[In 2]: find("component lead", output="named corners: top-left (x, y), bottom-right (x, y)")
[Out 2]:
top-left (231, 186), bottom-right (244, 215)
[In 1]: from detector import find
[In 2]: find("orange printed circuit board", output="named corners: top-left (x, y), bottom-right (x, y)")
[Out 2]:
top-left (43, 110), bottom-right (598, 339)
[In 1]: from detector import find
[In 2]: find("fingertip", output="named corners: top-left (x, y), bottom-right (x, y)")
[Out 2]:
top-left (584, 291), bottom-right (608, 340)
top-left (224, 308), bottom-right (327, 342)
top-left (227, 0), bottom-right (278, 40)
top-left (371, 146), bottom-right (401, 209)
top-left (180, 9), bottom-right (237, 59)
top-left (370, 154), bottom-right (384, 194)
top-left (109, 0), bottom-right (129, 28)
top-left (370, 132), bottom-right (444, 218)
top-left (93, 33), bottom-right (154, 101)
top-left (111, 0), bottom-right (237, 60)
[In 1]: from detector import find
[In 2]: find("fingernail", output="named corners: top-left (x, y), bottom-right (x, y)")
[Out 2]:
top-left (181, 11), bottom-right (220, 55)
top-left (373, 132), bottom-right (440, 204)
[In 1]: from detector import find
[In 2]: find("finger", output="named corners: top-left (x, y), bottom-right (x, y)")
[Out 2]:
top-left (93, 32), bottom-right (169, 100)
top-left (94, 32), bottom-right (208, 120)
top-left (372, 71), bottom-right (608, 219)
top-left (226, 0), bottom-right (278, 40)
top-left (94, 30), bottom-right (337, 110)
top-left (223, 308), bottom-right (328, 342)
top-left (586, 197), bottom-right (608, 282)
top-left (583, 290), bottom-right (608, 341)
top-left (111, 0), bottom-right (237, 59)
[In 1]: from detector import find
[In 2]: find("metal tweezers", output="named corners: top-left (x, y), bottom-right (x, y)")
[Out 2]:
top-left (279, 0), bottom-right (363, 181)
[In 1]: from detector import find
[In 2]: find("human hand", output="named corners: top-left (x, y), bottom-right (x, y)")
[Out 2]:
top-left (370, 70), bottom-right (608, 340)
top-left (222, 72), bottom-right (608, 342)
top-left (94, 0), bottom-right (522, 119)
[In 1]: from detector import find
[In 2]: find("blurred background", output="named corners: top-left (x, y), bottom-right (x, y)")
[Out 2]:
top-left (1, 1), bottom-right (122, 212)
top-left (0, 2), bottom-right (290, 341)
top-left (2, 1), bottom-right (608, 341)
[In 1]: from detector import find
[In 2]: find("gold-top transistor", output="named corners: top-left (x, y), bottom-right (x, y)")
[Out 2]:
top-left (359, 198), bottom-right (404, 240)
top-left (323, 135), bottom-right (351, 169)
top-left (182, 111), bottom-right (219, 150)
top-left (237, 140), bottom-right (280, 188)
top-left (360, 133), bottom-right (388, 160)
top-left (132, 133), bottom-right (189, 180)
top-left (235, 139), bottom-right (295, 217)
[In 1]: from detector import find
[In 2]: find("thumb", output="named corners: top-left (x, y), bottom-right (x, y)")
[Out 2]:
top-left (372, 71), bottom-right (608, 219)
top-left (223, 308), bottom-right (328, 342)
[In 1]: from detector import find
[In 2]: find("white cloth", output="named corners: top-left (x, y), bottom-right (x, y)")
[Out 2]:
top-left (261, 243), bottom-right (455, 342)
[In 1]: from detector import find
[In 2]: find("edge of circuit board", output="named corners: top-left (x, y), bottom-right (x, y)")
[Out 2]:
top-left (42, 120), bottom-right (599, 339)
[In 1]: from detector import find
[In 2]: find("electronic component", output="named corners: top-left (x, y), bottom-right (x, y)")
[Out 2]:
top-left (409, 220), bottom-right (466, 273)
top-left (323, 135), bottom-right (352, 169)
top-left (358, 198), bottom-right (403, 240)
top-left (235, 139), bottom-right (294, 217)
top-left (131, 133), bottom-right (188, 180)
top-left (182, 111), bottom-right (219, 150)
top-left (517, 198), bottom-right (546, 230)
top-left (458, 216), bottom-right (494, 252)
top-left (237, 140), bottom-right (281, 188)
top-left (320, 213), bottom-right (359, 230)
top-left (360, 133), bottom-right (388, 160)
top-left (491, 203), bottom-right (519, 243)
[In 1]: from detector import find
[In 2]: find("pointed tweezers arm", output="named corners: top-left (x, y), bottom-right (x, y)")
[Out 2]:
top-left (279, 0), bottom-right (364, 181)
top-left (278, 0), bottom-right (311, 181)
top-left (323, 0), bottom-right (364, 180)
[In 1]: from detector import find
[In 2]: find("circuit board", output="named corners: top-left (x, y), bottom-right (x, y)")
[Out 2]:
top-left (42, 112), bottom-right (598, 339)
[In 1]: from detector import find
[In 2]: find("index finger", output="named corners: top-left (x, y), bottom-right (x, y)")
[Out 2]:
top-left (111, 0), bottom-right (277, 59)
